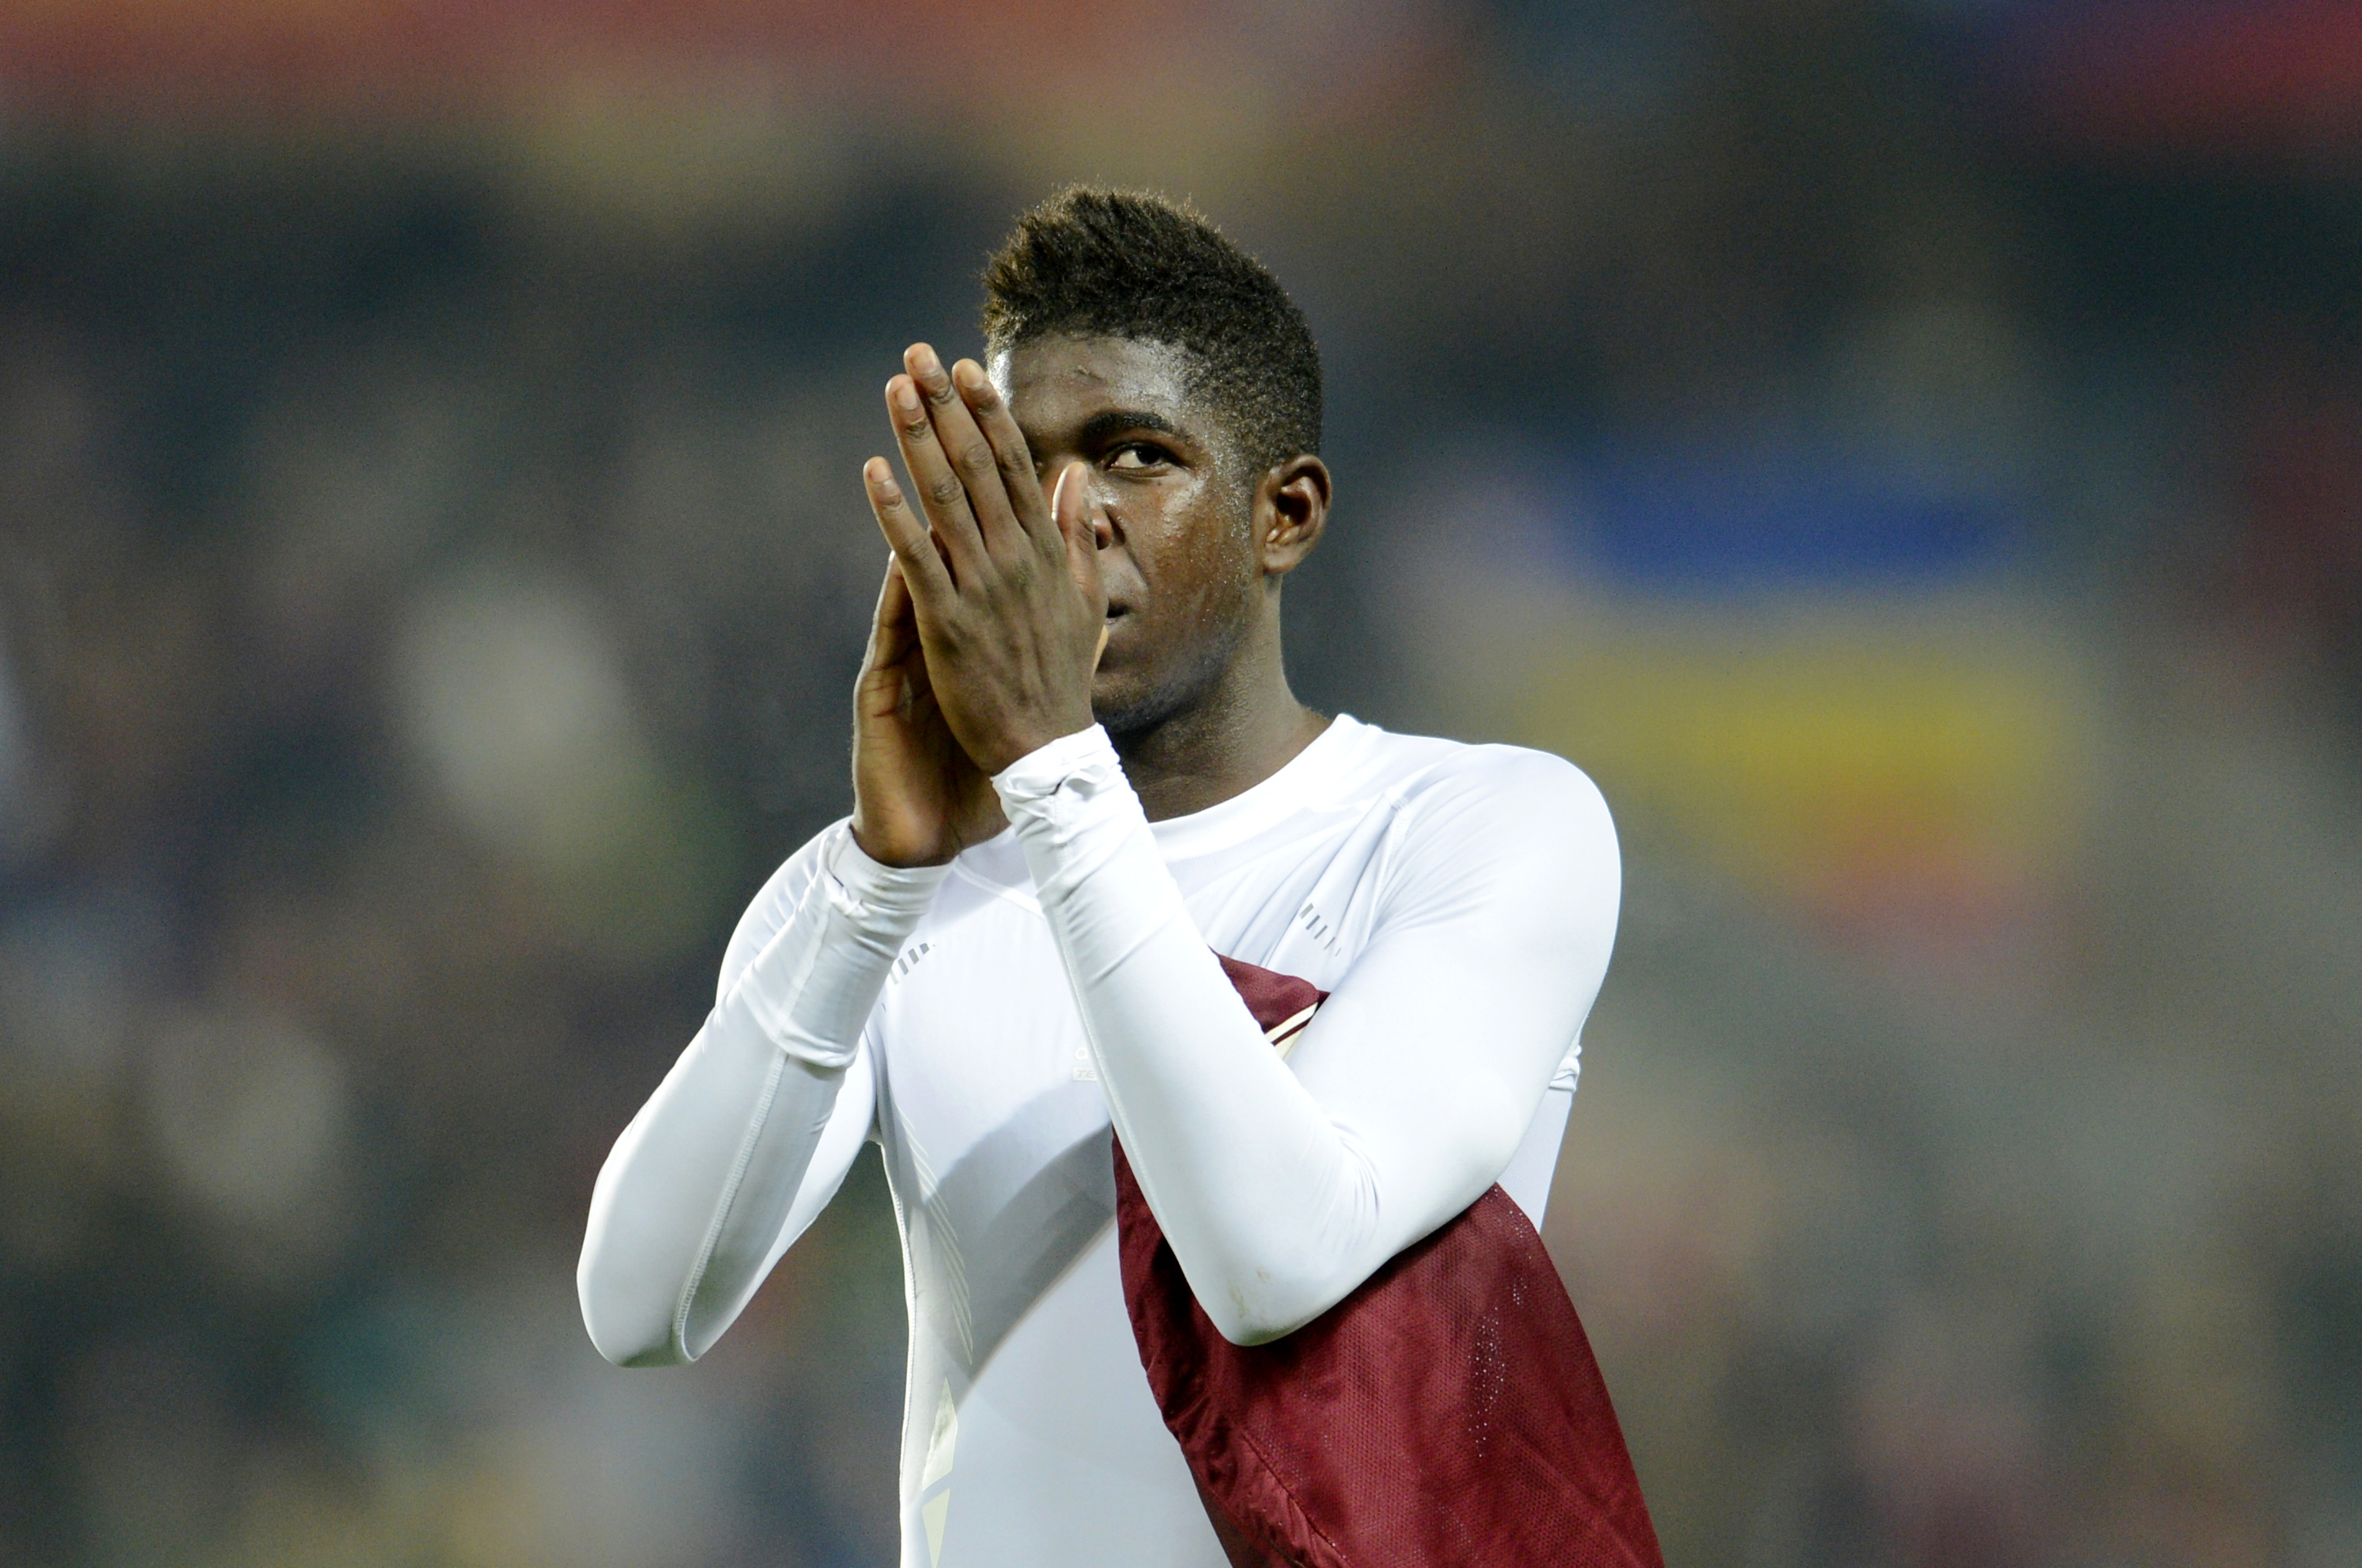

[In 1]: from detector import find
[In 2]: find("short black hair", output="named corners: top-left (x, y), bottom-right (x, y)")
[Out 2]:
top-left (981, 187), bottom-right (1322, 478)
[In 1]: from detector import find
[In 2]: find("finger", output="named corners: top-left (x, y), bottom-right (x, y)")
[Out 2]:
top-left (866, 553), bottom-right (918, 668)
top-left (885, 372), bottom-right (987, 581)
top-left (905, 344), bottom-right (1026, 562)
top-left (952, 357), bottom-right (1052, 545)
top-left (857, 556), bottom-right (919, 723)
top-left (865, 455), bottom-right (955, 603)
top-left (1051, 461), bottom-right (1105, 605)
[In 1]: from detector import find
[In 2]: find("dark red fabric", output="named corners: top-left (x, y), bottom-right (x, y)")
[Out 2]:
top-left (1111, 954), bottom-right (1663, 1568)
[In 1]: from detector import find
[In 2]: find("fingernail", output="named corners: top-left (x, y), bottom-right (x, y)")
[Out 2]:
top-left (892, 380), bottom-right (920, 411)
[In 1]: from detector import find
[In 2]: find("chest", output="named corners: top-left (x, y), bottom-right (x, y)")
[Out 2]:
top-left (879, 842), bottom-right (1376, 1126)
top-left (865, 832), bottom-right (1395, 1372)
top-left (874, 899), bottom-right (1103, 1177)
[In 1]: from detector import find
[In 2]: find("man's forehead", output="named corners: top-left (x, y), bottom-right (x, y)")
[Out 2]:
top-left (992, 335), bottom-right (1199, 429)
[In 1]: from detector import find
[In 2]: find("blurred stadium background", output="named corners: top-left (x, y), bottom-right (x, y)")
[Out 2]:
top-left (4, 1), bottom-right (2361, 1564)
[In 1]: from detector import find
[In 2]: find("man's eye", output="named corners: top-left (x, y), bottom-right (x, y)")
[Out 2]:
top-left (1106, 443), bottom-right (1163, 472)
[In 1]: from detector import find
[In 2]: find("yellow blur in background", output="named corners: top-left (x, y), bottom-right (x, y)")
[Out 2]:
top-left (1509, 605), bottom-right (2090, 933)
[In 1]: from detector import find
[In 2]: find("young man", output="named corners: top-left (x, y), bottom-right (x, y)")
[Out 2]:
top-left (578, 189), bottom-right (1626, 1566)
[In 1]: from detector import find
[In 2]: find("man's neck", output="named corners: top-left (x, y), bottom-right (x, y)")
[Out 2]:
top-left (1106, 637), bottom-right (1331, 823)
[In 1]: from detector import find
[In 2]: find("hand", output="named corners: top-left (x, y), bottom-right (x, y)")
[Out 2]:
top-left (848, 553), bottom-right (1007, 868)
top-left (861, 343), bottom-right (1106, 778)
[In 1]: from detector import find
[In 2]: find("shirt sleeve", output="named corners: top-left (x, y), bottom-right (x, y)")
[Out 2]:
top-left (995, 726), bottom-right (1619, 1346)
top-left (576, 820), bottom-right (948, 1366)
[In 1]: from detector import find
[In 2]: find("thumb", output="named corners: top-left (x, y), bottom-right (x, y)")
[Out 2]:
top-left (1051, 462), bottom-right (1104, 606)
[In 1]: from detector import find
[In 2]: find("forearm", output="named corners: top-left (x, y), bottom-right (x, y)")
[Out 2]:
top-left (996, 731), bottom-right (1412, 1343)
top-left (579, 1017), bottom-right (864, 1366)
top-left (576, 824), bottom-right (945, 1365)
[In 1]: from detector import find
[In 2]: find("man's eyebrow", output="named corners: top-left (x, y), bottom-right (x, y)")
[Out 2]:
top-left (1074, 409), bottom-right (1185, 445)
top-left (1016, 406), bottom-right (1193, 455)
top-left (1081, 411), bottom-right (1181, 442)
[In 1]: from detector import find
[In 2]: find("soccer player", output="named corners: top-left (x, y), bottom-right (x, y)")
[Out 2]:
top-left (577, 189), bottom-right (1626, 1567)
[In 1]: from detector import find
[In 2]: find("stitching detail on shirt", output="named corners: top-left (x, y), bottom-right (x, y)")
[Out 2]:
top-left (673, 1051), bottom-right (786, 1361)
top-left (901, 1124), bottom-right (975, 1365)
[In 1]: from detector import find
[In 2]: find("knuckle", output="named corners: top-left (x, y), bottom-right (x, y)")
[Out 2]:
top-left (927, 474), bottom-right (966, 507)
top-left (901, 417), bottom-right (932, 442)
top-left (956, 442), bottom-right (994, 475)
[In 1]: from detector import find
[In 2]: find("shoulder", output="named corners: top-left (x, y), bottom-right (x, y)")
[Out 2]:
top-left (1332, 729), bottom-right (1621, 963)
top-left (1344, 731), bottom-right (1620, 932)
top-left (1365, 729), bottom-right (1616, 861)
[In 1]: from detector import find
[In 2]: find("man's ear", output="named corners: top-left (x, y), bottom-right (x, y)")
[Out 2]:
top-left (1255, 455), bottom-right (1331, 579)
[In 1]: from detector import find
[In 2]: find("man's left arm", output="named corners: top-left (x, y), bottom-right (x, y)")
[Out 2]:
top-left (997, 730), bottom-right (1619, 1344)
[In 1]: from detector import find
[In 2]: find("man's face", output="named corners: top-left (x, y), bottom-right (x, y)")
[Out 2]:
top-left (994, 335), bottom-right (1263, 737)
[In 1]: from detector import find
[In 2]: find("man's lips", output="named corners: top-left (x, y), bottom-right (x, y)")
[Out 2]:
top-left (1097, 607), bottom-right (1132, 665)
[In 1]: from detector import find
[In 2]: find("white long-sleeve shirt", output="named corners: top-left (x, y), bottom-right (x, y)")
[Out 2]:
top-left (579, 716), bottom-right (1621, 1568)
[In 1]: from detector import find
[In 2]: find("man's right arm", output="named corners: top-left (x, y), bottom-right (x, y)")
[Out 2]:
top-left (576, 822), bottom-right (945, 1366)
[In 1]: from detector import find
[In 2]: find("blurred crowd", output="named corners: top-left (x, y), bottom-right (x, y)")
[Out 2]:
top-left (3, 2), bottom-right (2361, 1565)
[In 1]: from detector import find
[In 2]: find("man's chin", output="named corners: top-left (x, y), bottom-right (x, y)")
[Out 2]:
top-left (1092, 673), bottom-right (1190, 742)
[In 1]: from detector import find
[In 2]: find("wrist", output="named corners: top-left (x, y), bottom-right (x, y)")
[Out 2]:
top-left (991, 724), bottom-right (1124, 814)
top-left (991, 725), bottom-right (1159, 920)
top-left (828, 821), bottom-right (955, 915)
top-left (847, 812), bottom-right (957, 869)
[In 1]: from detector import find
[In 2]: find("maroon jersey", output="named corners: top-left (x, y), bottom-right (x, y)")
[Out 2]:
top-left (1110, 954), bottom-right (1664, 1568)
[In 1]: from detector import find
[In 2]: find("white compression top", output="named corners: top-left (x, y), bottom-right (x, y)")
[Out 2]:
top-left (578, 716), bottom-right (1621, 1568)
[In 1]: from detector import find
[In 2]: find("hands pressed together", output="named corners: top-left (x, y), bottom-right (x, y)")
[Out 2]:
top-left (849, 344), bottom-right (1109, 868)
